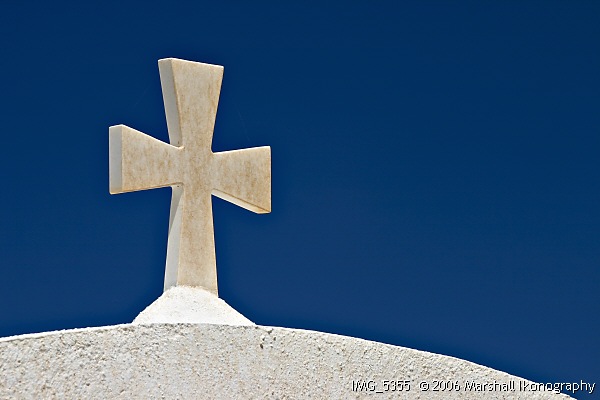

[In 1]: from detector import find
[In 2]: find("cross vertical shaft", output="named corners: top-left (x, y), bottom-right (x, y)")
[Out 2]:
top-left (109, 58), bottom-right (271, 295)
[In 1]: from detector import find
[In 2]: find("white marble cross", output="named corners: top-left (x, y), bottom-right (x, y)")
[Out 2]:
top-left (109, 58), bottom-right (271, 295)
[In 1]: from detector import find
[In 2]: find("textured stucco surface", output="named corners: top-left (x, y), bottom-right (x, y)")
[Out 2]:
top-left (0, 323), bottom-right (571, 399)
top-left (133, 286), bottom-right (254, 326)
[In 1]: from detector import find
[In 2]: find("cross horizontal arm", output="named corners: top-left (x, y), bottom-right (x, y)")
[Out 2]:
top-left (109, 125), bottom-right (182, 194)
top-left (211, 147), bottom-right (271, 213)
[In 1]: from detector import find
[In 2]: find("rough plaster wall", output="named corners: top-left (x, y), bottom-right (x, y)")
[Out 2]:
top-left (0, 324), bottom-right (570, 399)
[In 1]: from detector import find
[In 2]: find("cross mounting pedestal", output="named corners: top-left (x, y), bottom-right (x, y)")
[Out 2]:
top-left (109, 58), bottom-right (271, 295)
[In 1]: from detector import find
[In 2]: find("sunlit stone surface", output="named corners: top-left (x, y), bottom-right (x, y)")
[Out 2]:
top-left (109, 58), bottom-right (271, 295)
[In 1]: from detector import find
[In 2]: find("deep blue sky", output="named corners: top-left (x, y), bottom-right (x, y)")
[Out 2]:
top-left (0, 1), bottom-right (598, 395)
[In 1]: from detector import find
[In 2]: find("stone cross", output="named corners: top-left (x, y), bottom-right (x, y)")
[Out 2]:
top-left (109, 58), bottom-right (271, 295)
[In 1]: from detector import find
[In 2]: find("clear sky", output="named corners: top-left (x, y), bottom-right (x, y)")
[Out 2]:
top-left (0, 1), bottom-right (598, 395)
